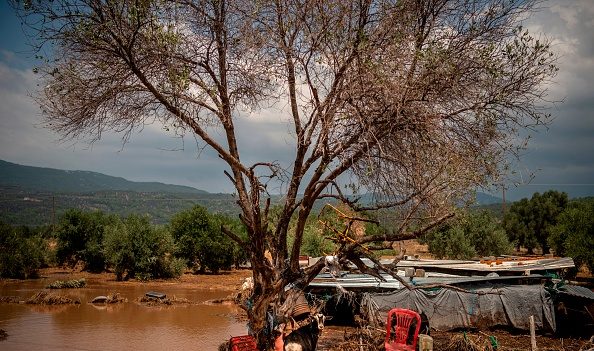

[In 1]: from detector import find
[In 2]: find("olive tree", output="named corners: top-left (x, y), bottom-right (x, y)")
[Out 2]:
top-left (13, 0), bottom-right (556, 347)
top-left (423, 210), bottom-right (511, 259)
top-left (103, 214), bottom-right (184, 280)
top-left (504, 190), bottom-right (568, 254)
top-left (55, 209), bottom-right (116, 272)
top-left (170, 205), bottom-right (235, 273)
top-left (549, 199), bottom-right (594, 271)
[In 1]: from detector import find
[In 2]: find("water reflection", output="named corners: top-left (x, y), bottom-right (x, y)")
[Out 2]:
top-left (0, 279), bottom-right (247, 350)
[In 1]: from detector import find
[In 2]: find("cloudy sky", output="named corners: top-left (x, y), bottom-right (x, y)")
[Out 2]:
top-left (0, 1), bottom-right (593, 200)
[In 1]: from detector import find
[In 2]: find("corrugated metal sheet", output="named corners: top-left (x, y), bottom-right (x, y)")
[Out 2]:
top-left (558, 285), bottom-right (594, 300)
top-left (308, 256), bottom-right (575, 273)
top-left (309, 272), bottom-right (549, 290)
top-left (307, 256), bottom-right (574, 291)
top-left (393, 257), bottom-right (575, 273)
top-left (310, 272), bottom-right (402, 289)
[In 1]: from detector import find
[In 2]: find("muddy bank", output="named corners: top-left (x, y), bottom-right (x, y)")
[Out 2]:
top-left (24, 267), bottom-right (253, 291)
top-left (1, 268), bottom-right (252, 307)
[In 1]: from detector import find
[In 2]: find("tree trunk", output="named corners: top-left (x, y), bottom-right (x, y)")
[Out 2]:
top-left (249, 294), bottom-right (275, 350)
top-left (248, 252), bottom-right (280, 350)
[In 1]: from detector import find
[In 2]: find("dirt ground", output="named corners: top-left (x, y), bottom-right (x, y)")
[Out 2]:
top-left (396, 239), bottom-right (433, 258)
top-left (317, 326), bottom-right (593, 351)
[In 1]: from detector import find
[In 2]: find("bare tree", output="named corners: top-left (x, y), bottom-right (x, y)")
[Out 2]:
top-left (13, 0), bottom-right (556, 348)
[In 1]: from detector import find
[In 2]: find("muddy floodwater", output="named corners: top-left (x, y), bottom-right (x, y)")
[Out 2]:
top-left (0, 276), bottom-right (247, 350)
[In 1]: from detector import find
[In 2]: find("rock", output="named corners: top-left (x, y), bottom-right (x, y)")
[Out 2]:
top-left (91, 296), bottom-right (108, 304)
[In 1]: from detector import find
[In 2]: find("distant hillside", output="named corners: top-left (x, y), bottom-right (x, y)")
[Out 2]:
top-left (475, 192), bottom-right (502, 205)
top-left (0, 159), bottom-right (508, 226)
top-left (0, 160), bottom-right (207, 194)
top-left (344, 191), bottom-right (502, 206)
top-left (0, 186), bottom-right (239, 226)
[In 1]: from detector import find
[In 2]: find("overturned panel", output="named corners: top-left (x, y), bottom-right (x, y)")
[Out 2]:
top-left (364, 285), bottom-right (556, 333)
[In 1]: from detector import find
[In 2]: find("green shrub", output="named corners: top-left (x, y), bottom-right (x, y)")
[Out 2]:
top-left (425, 226), bottom-right (477, 260)
top-left (503, 191), bottom-right (568, 254)
top-left (302, 228), bottom-right (332, 257)
top-left (170, 205), bottom-right (234, 274)
top-left (0, 222), bottom-right (47, 279)
top-left (103, 215), bottom-right (183, 281)
top-left (299, 207), bottom-right (350, 257)
top-left (55, 210), bottom-right (116, 272)
top-left (424, 210), bottom-right (511, 259)
top-left (549, 199), bottom-right (594, 271)
top-left (47, 278), bottom-right (86, 289)
top-left (212, 214), bottom-right (249, 269)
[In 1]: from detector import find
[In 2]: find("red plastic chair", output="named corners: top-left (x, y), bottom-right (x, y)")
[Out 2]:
top-left (229, 335), bottom-right (257, 351)
top-left (384, 308), bottom-right (421, 351)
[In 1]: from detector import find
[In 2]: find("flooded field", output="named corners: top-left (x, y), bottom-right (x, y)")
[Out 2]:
top-left (0, 275), bottom-right (248, 350)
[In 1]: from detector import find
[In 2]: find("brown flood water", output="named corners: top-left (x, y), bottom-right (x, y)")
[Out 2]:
top-left (0, 278), bottom-right (247, 350)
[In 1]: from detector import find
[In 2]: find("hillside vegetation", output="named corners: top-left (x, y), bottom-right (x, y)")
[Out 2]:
top-left (0, 186), bottom-right (240, 225)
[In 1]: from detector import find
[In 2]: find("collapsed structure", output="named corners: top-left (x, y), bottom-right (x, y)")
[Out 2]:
top-left (304, 256), bottom-right (594, 335)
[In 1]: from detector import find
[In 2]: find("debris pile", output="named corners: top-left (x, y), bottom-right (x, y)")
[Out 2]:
top-left (137, 295), bottom-right (193, 306)
top-left (334, 327), bottom-right (385, 351)
top-left (47, 278), bottom-right (86, 289)
top-left (235, 277), bottom-right (253, 308)
top-left (580, 336), bottom-right (594, 351)
top-left (26, 291), bottom-right (80, 305)
top-left (444, 334), bottom-right (494, 351)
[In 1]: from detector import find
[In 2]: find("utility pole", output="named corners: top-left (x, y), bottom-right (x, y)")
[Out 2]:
top-left (52, 196), bottom-right (56, 234)
top-left (502, 186), bottom-right (506, 214)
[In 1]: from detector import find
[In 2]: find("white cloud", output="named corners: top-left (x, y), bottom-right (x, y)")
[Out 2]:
top-left (1, 0), bottom-right (594, 199)
top-left (0, 59), bottom-right (297, 193)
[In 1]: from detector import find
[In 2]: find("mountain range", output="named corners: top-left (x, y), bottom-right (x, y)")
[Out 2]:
top-left (0, 159), bottom-right (503, 226)
top-left (0, 160), bottom-right (207, 194)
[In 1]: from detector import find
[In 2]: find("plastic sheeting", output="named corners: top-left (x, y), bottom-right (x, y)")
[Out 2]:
top-left (365, 285), bottom-right (556, 332)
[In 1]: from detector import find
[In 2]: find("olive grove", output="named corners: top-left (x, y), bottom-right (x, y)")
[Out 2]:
top-left (13, 0), bottom-right (556, 347)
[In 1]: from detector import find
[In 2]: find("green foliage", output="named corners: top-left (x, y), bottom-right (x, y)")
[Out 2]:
top-left (302, 224), bottom-right (334, 257)
top-left (363, 220), bottom-right (398, 257)
top-left (0, 222), bottom-right (47, 279)
top-left (210, 213), bottom-right (247, 271)
top-left (214, 214), bottom-right (249, 269)
top-left (55, 209), bottom-right (116, 272)
top-left (503, 191), bottom-right (568, 254)
top-left (300, 207), bottom-right (342, 257)
top-left (425, 226), bottom-right (477, 259)
top-left (103, 215), bottom-right (183, 280)
top-left (0, 185), bottom-right (241, 227)
top-left (47, 278), bottom-right (86, 289)
top-left (424, 210), bottom-right (511, 259)
top-left (170, 205), bottom-right (233, 274)
top-left (467, 211), bottom-right (512, 258)
top-left (549, 198), bottom-right (594, 271)
top-left (503, 198), bottom-right (537, 252)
